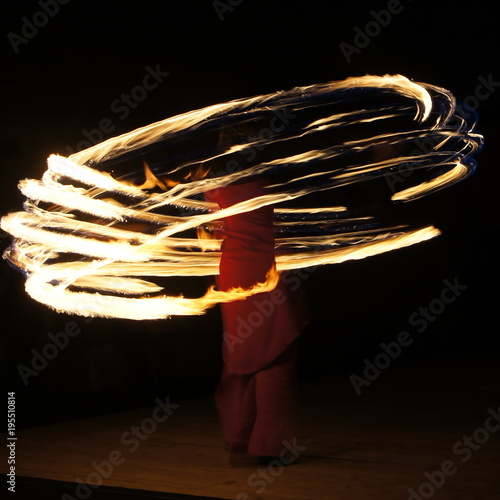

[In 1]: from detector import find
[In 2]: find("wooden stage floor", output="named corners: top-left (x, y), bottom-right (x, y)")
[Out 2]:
top-left (3, 350), bottom-right (500, 500)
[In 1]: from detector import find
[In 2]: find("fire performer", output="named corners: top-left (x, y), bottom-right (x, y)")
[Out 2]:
top-left (204, 127), bottom-right (309, 466)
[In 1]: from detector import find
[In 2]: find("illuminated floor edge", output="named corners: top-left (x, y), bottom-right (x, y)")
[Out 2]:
top-left (4, 350), bottom-right (500, 500)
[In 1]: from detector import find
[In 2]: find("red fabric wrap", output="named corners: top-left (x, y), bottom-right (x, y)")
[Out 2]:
top-left (206, 179), bottom-right (303, 375)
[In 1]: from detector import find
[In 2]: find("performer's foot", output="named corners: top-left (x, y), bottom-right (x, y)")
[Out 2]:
top-left (226, 442), bottom-right (260, 467)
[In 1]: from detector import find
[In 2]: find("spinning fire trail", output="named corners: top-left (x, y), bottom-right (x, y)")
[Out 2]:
top-left (1, 75), bottom-right (483, 320)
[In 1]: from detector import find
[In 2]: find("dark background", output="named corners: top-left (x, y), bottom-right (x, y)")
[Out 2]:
top-left (1, 0), bottom-right (499, 428)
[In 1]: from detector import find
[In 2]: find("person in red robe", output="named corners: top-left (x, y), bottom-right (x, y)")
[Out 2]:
top-left (205, 165), bottom-right (309, 465)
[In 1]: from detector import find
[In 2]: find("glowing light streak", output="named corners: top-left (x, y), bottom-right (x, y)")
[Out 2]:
top-left (1, 75), bottom-right (483, 320)
top-left (391, 162), bottom-right (471, 201)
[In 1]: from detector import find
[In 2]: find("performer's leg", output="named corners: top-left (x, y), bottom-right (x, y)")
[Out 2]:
top-left (248, 340), bottom-right (299, 457)
top-left (215, 365), bottom-right (257, 456)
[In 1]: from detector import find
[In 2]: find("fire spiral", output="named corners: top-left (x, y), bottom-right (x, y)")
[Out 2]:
top-left (1, 75), bottom-right (483, 320)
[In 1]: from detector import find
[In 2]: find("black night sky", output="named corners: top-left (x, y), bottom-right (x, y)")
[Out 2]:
top-left (2, 0), bottom-right (499, 429)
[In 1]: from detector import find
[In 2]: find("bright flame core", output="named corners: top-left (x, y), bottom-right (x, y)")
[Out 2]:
top-left (1, 75), bottom-right (483, 320)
